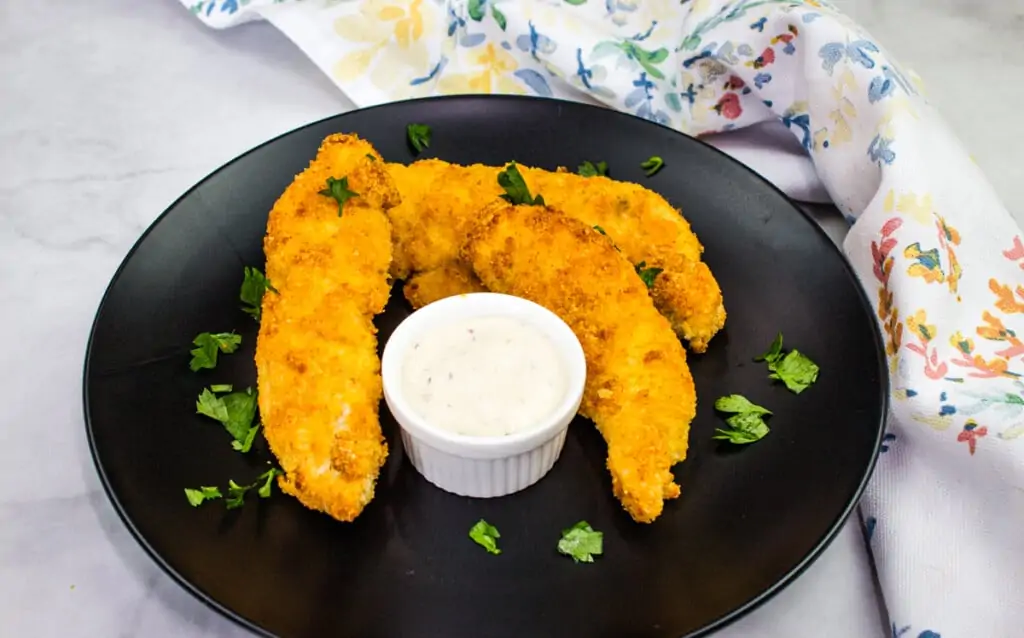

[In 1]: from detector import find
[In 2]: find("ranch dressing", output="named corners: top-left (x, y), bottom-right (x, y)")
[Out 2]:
top-left (401, 315), bottom-right (568, 437)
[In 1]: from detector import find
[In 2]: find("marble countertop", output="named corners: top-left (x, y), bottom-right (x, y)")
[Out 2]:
top-left (2, 1), bottom-right (1020, 636)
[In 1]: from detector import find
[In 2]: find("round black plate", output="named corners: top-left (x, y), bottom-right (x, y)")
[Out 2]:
top-left (85, 96), bottom-right (886, 638)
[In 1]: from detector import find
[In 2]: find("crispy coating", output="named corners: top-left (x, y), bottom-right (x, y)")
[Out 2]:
top-left (255, 133), bottom-right (399, 522)
top-left (402, 261), bottom-right (486, 308)
top-left (385, 160), bottom-right (726, 352)
top-left (462, 202), bottom-right (697, 523)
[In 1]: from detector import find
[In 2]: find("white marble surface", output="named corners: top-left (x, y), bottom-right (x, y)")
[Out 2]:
top-left (2, 1), bottom-right (1021, 637)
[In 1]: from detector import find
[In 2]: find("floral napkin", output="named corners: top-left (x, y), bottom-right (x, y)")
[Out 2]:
top-left (181, 1), bottom-right (1024, 635)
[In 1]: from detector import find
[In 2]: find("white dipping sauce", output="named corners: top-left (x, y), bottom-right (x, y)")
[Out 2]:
top-left (401, 315), bottom-right (568, 437)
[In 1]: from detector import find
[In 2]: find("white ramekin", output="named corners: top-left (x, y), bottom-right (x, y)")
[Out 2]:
top-left (381, 292), bottom-right (587, 498)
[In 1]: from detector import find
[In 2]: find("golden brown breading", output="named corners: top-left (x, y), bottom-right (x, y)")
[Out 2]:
top-left (462, 201), bottom-right (697, 523)
top-left (402, 261), bottom-right (487, 309)
top-left (255, 133), bottom-right (399, 522)
top-left (385, 160), bottom-right (726, 352)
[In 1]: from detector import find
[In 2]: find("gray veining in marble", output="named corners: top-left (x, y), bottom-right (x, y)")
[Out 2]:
top-left (2, 0), bottom-right (1020, 636)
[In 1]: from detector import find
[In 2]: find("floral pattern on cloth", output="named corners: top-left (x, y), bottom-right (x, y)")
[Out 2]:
top-left (181, 0), bottom-right (1024, 634)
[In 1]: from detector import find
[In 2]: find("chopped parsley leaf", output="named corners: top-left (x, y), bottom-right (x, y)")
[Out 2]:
top-left (196, 386), bottom-right (259, 452)
top-left (223, 468), bottom-right (282, 509)
top-left (755, 332), bottom-right (784, 364)
top-left (407, 123), bottom-right (432, 155)
top-left (578, 160), bottom-right (608, 178)
top-left (240, 266), bottom-right (276, 320)
top-left (469, 519), bottom-right (502, 555)
top-left (257, 468), bottom-right (284, 498)
top-left (184, 486), bottom-right (222, 507)
top-left (714, 394), bottom-right (772, 415)
top-left (713, 394), bottom-right (772, 444)
top-left (498, 162), bottom-right (545, 206)
top-left (755, 333), bottom-right (820, 394)
top-left (189, 332), bottom-right (241, 372)
top-left (231, 422), bottom-right (261, 453)
top-left (209, 384), bottom-right (233, 393)
top-left (593, 225), bottom-right (607, 235)
top-left (319, 176), bottom-right (359, 217)
top-left (225, 479), bottom-right (251, 510)
top-left (365, 153), bottom-right (377, 162)
top-left (635, 261), bottom-right (663, 288)
top-left (640, 155), bottom-right (664, 177)
top-left (770, 351), bottom-right (820, 393)
top-left (558, 521), bottom-right (603, 563)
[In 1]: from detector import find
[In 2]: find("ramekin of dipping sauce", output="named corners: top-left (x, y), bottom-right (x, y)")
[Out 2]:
top-left (381, 293), bottom-right (586, 498)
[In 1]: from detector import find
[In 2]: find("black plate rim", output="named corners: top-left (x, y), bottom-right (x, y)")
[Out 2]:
top-left (82, 94), bottom-right (889, 638)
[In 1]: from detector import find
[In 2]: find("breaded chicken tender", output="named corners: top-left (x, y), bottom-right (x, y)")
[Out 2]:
top-left (385, 160), bottom-right (726, 352)
top-left (402, 261), bottom-right (486, 309)
top-left (462, 201), bottom-right (697, 523)
top-left (255, 133), bottom-right (399, 522)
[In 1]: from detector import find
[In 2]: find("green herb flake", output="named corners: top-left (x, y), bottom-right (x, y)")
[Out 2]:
top-left (714, 394), bottom-right (772, 416)
top-left (755, 332), bottom-right (784, 364)
top-left (407, 123), bottom-right (432, 155)
top-left (365, 153), bottom-right (377, 162)
top-left (770, 350), bottom-right (820, 394)
top-left (635, 261), bottom-right (664, 288)
top-left (755, 333), bottom-right (820, 394)
top-left (713, 394), bottom-right (772, 445)
top-left (578, 160), bottom-right (608, 178)
top-left (184, 486), bottom-right (222, 507)
top-left (240, 266), bottom-right (277, 321)
top-left (498, 162), bottom-right (545, 206)
top-left (318, 176), bottom-right (359, 217)
top-left (469, 519), bottom-right (502, 555)
top-left (593, 225), bottom-right (607, 235)
top-left (557, 521), bottom-right (603, 563)
top-left (640, 155), bottom-right (664, 177)
top-left (188, 331), bottom-right (241, 372)
top-left (225, 479), bottom-right (251, 510)
top-left (209, 384), bottom-right (233, 393)
top-left (196, 387), bottom-right (259, 452)
top-left (231, 423), bottom-right (261, 453)
top-left (257, 468), bottom-right (284, 499)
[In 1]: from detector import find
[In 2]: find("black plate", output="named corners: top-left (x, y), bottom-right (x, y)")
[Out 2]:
top-left (84, 96), bottom-right (886, 638)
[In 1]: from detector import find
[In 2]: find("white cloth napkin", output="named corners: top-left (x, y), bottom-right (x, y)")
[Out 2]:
top-left (181, 1), bottom-right (1024, 635)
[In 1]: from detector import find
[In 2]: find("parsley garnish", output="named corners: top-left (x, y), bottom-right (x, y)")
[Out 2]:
top-left (713, 394), bottom-right (772, 444)
top-left (224, 468), bottom-right (282, 509)
top-left (189, 332), bottom-right (241, 372)
top-left (635, 261), bottom-right (663, 288)
top-left (407, 123), bottom-right (432, 155)
top-left (640, 155), bottom-right (664, 177)
top-left (319, 176), bottom-right (359, 217)
top-left (593, 225), bottom-right (607, 235)
top-left (578, 160), bottom-right (608, 177)
top-left (196, 386), bottom-right (260, 453)
top-left (497, 162), bottom-right (545, 206)
top-left (469, 519), bottom-right (502, 555)
top-left (184, 486), bottom-right (222, 507)
top-left (365, 153), bottom-right (377, 162)
top-left (557, 521), bottom-right (603, 563)
top-left (755, 332), bottom-right (820, 394)
top-left (257, 468), bottom-right (284, 498)
top-left (209, 384), bottom-right (233, 393)
top-left (240, 266), bottom-right (276, 320)
top-left (225, 479), bottom-right (251, 510)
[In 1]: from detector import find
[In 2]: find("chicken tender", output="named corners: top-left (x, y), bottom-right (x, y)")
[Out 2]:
top-left (385, 160), bottom-right (726, 352)
top-left (402, 262), bottom-right (486, 309)
top-left (462, 201), bottom-right (697, 523)
top-left (255, 133), bottom-right (399, 522)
